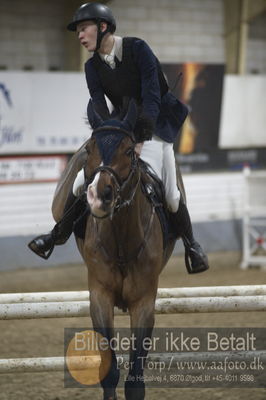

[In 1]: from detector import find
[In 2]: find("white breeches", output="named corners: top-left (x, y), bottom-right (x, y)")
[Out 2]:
top-left (140, 136), bottom-right (180, 213)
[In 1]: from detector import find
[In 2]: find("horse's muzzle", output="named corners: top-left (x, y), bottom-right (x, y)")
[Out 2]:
top-left (87, 181), bottom-right (115, 218)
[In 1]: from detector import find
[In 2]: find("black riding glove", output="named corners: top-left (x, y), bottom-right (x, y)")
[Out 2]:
top-left (134, 113), bottom-right (155, 142)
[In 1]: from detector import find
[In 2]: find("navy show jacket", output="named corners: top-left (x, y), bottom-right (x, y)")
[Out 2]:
top-left (85, 37), bottom-right (188, 143)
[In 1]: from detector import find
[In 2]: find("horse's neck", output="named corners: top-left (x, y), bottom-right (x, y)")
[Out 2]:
top-left (96, 183), bottom-right (150, 248)
top-left (114, 184), bottom-right (149, 238)
top-left (89, 181), bottom-right (154, 266)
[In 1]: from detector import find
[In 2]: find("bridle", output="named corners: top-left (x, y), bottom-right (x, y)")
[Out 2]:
top-left (86, 125), bottom-right (141, 219)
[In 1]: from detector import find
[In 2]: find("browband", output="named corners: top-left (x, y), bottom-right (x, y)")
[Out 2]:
top-left (92, 126), bottom-right (136, 143)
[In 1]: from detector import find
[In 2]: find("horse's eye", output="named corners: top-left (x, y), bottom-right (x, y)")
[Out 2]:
top-left (125, 147), bottom-right (133, 156)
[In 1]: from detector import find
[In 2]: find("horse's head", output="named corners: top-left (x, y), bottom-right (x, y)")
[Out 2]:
top-left (85, 100), bottom-right (139, 218)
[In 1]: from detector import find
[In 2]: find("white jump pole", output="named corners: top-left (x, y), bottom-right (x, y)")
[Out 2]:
top-left (1, 351), bottom-right (265, 374)
top-left (1, 285), bottom-right (266, 304)
top-left (0, 295), bottom-right (266, 320)
top-left (0, 356), bottom-right (100, 373)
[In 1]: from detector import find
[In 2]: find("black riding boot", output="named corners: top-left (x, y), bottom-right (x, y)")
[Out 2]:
top-left (28, 192), bottom-right (86, 259)
top-left (171, 200), bottom-right (209, 274)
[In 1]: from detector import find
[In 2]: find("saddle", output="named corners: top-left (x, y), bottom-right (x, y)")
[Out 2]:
top-left (139, 159), bottom-right (176, 248)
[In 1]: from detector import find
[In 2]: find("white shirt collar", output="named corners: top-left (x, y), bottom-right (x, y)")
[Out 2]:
top-left (98, 36), bottom-right (123, 63)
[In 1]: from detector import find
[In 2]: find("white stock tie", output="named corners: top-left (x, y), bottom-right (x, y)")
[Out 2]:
top-left (104, 54), bottom-right (116, 69)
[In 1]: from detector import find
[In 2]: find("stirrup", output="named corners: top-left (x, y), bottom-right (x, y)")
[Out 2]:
top-left (28, 238), bottom-right (55, 260)
top-left (184, 247), bottom-right (209, 274)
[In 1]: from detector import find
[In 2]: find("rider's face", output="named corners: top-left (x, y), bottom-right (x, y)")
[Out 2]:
top-left (77, 21), bottom-right (98, 51)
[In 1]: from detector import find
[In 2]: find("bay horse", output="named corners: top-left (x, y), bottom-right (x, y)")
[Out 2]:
top-left (75, 100), bottom-right (179, 400)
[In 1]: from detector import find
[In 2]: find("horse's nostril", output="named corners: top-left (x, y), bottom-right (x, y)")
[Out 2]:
top-left (102, 185), bottom-right (113, 204)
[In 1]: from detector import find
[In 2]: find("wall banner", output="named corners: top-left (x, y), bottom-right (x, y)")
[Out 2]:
top-left (0, 72), bottom-right (91, 154)
top-left (162, 64), bottom-right (266, 171)
top-left (0, 155), bottom-right (67, 184)
top-left (1, 70), bottom-right (266, 172)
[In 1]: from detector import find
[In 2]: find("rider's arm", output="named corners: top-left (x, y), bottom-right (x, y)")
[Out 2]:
top-left (132, 39), bottom-right (161, 127)
top-left (85, 60), bottom-right (110, 115)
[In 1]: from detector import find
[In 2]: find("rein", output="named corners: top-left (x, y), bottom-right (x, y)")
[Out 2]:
top-left (87, 125), bottom-right (140, 219)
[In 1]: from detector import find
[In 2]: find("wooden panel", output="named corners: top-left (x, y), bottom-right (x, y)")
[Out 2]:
top-left (0, 172), bottom-right (248, 237)
top-left (0, 183), bottom-right (55, 237)
top-left (183, 172), bottom-right (244, 222)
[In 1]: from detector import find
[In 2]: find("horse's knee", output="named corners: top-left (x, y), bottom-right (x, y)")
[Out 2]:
top-left (129, 299), bottom-right (155, 328)
top-left (89, 290), bottom-right (115, 326)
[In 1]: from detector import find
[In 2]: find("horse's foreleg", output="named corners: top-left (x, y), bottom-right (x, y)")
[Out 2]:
top-left (125, 297), bottom-right (156, 400)
top-left (90, 289), bottom-right (119, 400)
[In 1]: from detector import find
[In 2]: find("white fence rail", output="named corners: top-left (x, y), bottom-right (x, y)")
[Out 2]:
top-left (1, 296), bottom-right (266, 320)
top-left (1, 285), bottom-right (265, 374)
top-left (1, 285), bottom-right (266, 304)
top-left (241, 167), bottom-right (266, 269)
top-left (1, 351), bottom-right (266, 374)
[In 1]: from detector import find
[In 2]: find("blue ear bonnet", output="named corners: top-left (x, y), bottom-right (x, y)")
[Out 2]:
top-left (87, 98), bottom-right (138, 164)
top-left (93, 120), bottom-right (127, 165)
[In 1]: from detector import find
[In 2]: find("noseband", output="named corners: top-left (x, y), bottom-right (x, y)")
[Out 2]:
top-left (87, 126), bottom-right (140, 219)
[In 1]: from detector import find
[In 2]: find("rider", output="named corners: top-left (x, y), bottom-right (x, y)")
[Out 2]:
top-left (28, 2), bottom-right (209, 274)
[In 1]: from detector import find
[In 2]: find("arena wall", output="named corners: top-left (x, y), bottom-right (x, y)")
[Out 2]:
top-left (0, 172), bottom-right (244, 270)
top-left (0, 0), bottom-right (265, 73)
top-left (0, 72), bottom-right (265, 270)
top-left (0, 0), bottom-right (265, 270)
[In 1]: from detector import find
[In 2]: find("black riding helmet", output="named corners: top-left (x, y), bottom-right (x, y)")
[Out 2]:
top-left (67, 2), bottom-right (116, 51)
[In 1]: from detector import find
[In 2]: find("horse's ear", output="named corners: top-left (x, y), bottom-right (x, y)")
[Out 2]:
top-left (122, 99), bottom-right (138, 132)
top-left (87, 99), bottom-right (104, 129)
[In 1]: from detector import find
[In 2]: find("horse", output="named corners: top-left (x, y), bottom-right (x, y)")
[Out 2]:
top-left (74, 100), bottom-right (180, 400)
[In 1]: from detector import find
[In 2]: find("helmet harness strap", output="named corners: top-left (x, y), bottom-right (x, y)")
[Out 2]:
top-left (95, 19), bottom-right (110, 51)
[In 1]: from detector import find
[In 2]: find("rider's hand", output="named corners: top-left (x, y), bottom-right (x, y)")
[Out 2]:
top-left (134, 142), bottom-right (144, 156)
